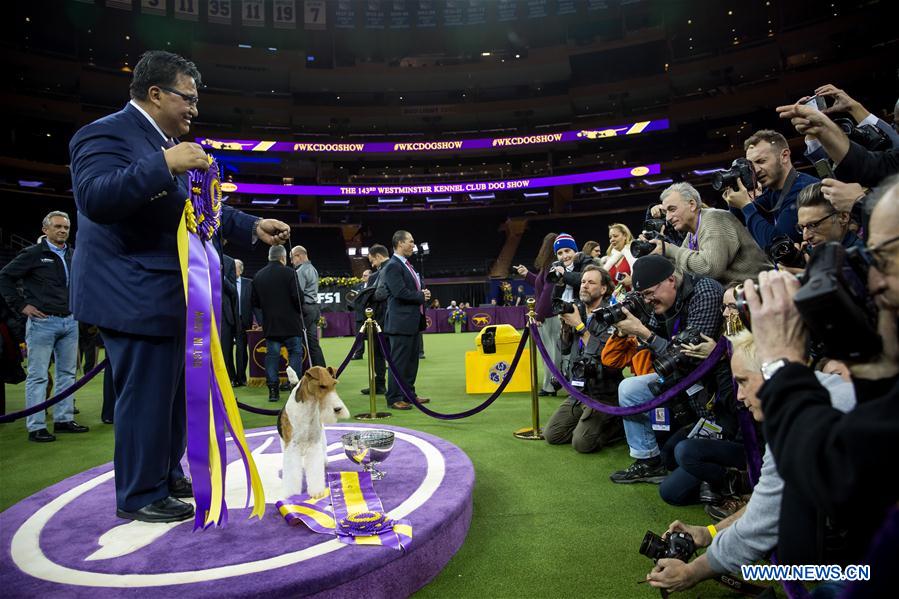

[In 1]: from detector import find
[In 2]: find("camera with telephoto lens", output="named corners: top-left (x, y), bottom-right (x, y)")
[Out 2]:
top-left (639, 530), bottom-right (696, 563)
top-left (735, 242), bottom-right (882, 361)
top-left (569, 356), bottom-right (600, 383)
top-left (766, 235), bottom-right (808, 268)
top-left (551, 298), bottom-right (576, 316)
top-left (833, 118), bottom-right (891, 152)
top-left (546, 260), bottom-right (565, 284)
top-left (652, 328), bottom-right (706, 380)
top-left (630, 238), bottom-right (658, 259)
top-left (592, 291), bottom-right (650, 327)
top-left (712, 157), bottom-right (757, 192)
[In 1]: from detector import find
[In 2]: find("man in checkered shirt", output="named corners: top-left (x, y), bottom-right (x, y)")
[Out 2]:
top-left (604, 255), bottom-right (724, 484)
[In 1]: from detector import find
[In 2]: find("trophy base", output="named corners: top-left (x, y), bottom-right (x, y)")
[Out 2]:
top-left (513, 426), bottom-right (544, 440)
top-left (354, 412), bottom-right (393, 420)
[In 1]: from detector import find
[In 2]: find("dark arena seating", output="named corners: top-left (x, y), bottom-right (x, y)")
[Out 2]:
top-left (2, 2), bottom-right (898, 597)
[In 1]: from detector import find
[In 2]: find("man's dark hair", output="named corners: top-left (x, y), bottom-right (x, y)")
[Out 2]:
top-left (129, 51), bottom-right (202, 101)
top-left (369, 244), bottom-right (389, 258)
top-left (744, 129), bottom-right (789, 153)
top-left (797, 182), bottom-right (830, 210)
top-left (581, 264), bottom-right (614, 299)
top-left (391, 230), bottom-right (411, 250)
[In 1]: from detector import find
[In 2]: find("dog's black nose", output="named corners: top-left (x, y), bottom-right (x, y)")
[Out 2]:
top-left (333, 407), bottom-right (342, 413)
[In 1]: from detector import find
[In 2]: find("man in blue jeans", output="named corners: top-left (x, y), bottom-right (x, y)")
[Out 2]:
top-left (606, 255), bottom-right (723, 483)
top-left (251, 244), bottom-right (305, 402)
top-left (0, 211), bottom-right (89, 442)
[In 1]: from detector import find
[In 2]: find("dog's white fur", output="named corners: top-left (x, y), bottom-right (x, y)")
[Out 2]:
top-left (278, 365), bottom-right (349, 499)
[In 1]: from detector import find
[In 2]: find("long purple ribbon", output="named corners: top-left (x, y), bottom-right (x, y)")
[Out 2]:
top-left (0, 358), bottom-right (108, 423)
top-left (528, 322), bottom-right (728, 416)
top-left (375, 327), bottom-right (530, 420)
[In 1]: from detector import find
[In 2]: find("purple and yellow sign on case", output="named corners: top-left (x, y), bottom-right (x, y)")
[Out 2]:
top-left (198, 119), bottom-right (668, 155)
top-left (220, 164), bottom-right (660, 197)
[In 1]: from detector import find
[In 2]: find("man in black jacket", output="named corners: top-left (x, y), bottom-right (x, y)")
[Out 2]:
top-left (745, 176), bottom-right (899, 571)
top-left (0, 211), bottom-right (89, 441)
top-left (251, 245), bottom-right (304, 402)
top-left (233, 259), bottom-right (253, 387)
top-left (381, 231), bottom-right (430, 410)
top-left (221, 253), bottom-right (239, 384)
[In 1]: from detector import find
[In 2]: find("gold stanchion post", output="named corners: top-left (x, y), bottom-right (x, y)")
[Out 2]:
top-left (355, 307), bottom-right (392, 420)
top-left (514, 298), bottom-right (544, 440)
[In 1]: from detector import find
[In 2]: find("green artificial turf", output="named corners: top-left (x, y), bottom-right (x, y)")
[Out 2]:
top-left (1, 332), bottom-right (765, 598)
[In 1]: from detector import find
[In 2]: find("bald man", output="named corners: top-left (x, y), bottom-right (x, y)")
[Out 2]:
top-left (290, 245), bottom-right (326, 368)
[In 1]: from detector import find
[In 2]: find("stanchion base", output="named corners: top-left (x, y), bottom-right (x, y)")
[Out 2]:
top-left (513, 427), bottom-right (544, 440)
top-left (354, 412), bottom-right (393, 420)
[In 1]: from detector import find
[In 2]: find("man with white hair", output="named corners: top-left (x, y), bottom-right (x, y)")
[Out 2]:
top-left (647, 182), bottom-right (772, 286)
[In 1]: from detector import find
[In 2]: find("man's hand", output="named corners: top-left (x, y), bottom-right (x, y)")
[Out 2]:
top-left (647, 559), bottom-right (700, 592)
top-left (667, 520), bottom-right (712, 548)
top-left (821, 178), bottom-right (867, 213)
top-left (722, 177), bottom-right (753, 209)
top-left (560, 308), bottom-right (583, 329)
top-left (618, 273), bottom-right (633, 288)
top-left (255, 219), bottom-right (291, 246)
top-left (680, 333), bottom-right (717, 360)
top-left (612, 307), bottom-right (651, 340)
top-left (648, 239), bottom-right (663, 256)
top-left (551, 264), bottom-right (565, 279)
top-left (22, 304), bottom-right (47, 319)
top-left (163, 142), bottom-right (210, 175)
top-left (423, 288), bottom-right (431, 302)
top-left (776, 102), bottom-right (850, 163)
top-left (741, 271), bottom-right (807, 364)
top-left (513, 264), bottom-right (529, 277)
top-left (815, 84), bottom-right (869, 122)
top-left (649, 204), bottom-right (665, 219)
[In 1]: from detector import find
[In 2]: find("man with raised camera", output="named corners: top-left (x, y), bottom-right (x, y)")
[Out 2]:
top-left (646, 182), bottom-right (771, 286)
top-left (605, 255), bottom-right (724, 484)
top-left (549, 233), bottom-right (594, 304)
top-left (545, 265), bottom-right (623, 453)
top-left (723, 130), bottom-right (819, 249)
top-left (796, 182), bottom-right (865, 255)
top-left (742, 176), bottom-right (899, 570)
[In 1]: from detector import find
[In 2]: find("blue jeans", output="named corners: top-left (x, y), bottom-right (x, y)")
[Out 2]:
top-left (265, 336), bottom-right (304, 384)
top-left (618, 373), bottom-right (661, 459)
top-left (659, 436), bottom-right (746, 505)
top-left (25, 315), bottom-right (78, 432)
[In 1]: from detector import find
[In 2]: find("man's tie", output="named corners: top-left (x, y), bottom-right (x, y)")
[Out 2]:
top-left (403, 260), bottom-right (424, 314)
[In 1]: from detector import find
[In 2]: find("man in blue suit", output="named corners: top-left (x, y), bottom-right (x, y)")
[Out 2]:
top-left (380, 231), bottom-right (431, 410)
top-left (69, 51), bottom-right (291, 523)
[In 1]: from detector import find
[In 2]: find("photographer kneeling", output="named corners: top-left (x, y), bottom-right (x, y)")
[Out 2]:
top-left (545, 265), bottom-right (624, 453)
top-left (607, 255), bottom-right (725, 484)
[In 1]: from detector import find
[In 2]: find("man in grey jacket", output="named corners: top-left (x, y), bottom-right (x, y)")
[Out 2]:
top-left (645, 330), bottom-right (855, 592)
top-left (290, 245), bottom-right (326, 368)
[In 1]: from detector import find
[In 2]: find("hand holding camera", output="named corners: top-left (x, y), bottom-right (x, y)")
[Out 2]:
top-left (560, 306), bottom-right (583, 329)
top-left (610, 307), bottom-right (651, 339)
top-left (679, 333), bottom-right (717, 360)
top-left (821, 178), bottom-right (868, 213)
top-left (666, 520), bottom-right (712, 548)
top-left (740, 270), bottom-right (807, 365)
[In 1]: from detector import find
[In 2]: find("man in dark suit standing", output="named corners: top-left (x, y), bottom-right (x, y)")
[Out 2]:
top-left (251, 245), bottom-right (305, 402)
top-left (68, 51), bottom-right (291, 523)
top-left (357, 244), bottom-right (390, 395)
top-left (233, 258), bottom-right (252, 387)
top-left (221, 253), bottom-right (239, 384)
top-left (381, 231), bottom-right (431, 410)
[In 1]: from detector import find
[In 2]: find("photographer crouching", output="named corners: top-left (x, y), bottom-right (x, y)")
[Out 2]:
top-left (604, 255), bottom-right (725, 484)
top-left (544, 265), bottom-right (624, 453)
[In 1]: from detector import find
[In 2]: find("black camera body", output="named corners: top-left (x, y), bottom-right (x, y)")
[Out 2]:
top-left (644, 219), bottom-right (667, 234)
top-left (640, 530), bottom-right (696, 563)
top-left (546, 260), bottom-right (565, 284)
top-left (630, 239), bottom-right (657, 259)
top-left (712, 157), bottom-right (756, 192)
top-left (833, 118), bottom-right (891, 152)
top-left (592, 292), bottom-right (651, 327)
top-left (652, 328), bottom-right (705, 380)
top-left (767, 235), bottom-right (807, 268)
top-left (551, 298), bottom-right (576, 316)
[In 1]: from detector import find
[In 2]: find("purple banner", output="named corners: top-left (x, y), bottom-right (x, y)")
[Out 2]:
top-left (197, 119), bottom-right (668, 155)
top-left (322, 312), bottom-right (354, 338)
top-left (495, 306), bottom-right (527, 329)
top-left (465, 307), bottom-right (496, 332)
top-left (221, 163), bottom-right (660, 197)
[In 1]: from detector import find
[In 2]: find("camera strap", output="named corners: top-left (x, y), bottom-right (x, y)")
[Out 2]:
top-left (768, 168), bottom-right (798, 216)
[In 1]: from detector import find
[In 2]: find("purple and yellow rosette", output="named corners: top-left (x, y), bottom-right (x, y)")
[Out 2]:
top-left (177, 155), bottom-right (265, 529)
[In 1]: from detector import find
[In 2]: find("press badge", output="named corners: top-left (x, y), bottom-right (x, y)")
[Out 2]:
top-left (571, 378), bottom-right (585, 388)
top-left (651, 407), bottom-right (671, 431)
top-left (685, 383), bottom-right (705, 396)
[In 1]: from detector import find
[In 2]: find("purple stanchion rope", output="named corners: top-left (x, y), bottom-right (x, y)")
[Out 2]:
top-left (528, 322), bottom-right (727, 416)
top-left (0, 358), bottom-right (109, 424)
top-left (375, 327), bottom-right (530, 420)
top-left (235, 331), bottom-right (366, 417)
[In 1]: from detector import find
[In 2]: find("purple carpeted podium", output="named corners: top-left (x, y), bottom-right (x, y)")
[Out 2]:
top-left (0, 424), bottom-right (474, 598)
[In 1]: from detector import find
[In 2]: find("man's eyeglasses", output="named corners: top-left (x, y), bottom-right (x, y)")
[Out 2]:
top-left (863, 234), bottom-right (899, 272)
top-left (159, 86), bottom-right (199, 106)
top-left (795, 212), bottom-right (837, 234)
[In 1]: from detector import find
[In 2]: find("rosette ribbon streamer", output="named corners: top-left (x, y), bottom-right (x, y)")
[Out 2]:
top-left (176, 155), bottom-right (265, 529)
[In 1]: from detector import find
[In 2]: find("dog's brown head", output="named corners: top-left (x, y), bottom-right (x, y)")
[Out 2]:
top-left (285, 366), bottom-right (349, 422)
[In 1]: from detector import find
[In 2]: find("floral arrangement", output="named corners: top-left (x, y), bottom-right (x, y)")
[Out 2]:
top-left (319, 276), bottom-right (363, 287)
top-left (448, 308), bottom-right (467, 325)
top-left (317, 315), bottom-right (328, 329)
top-left (501, 281), bottom-right (514, 306)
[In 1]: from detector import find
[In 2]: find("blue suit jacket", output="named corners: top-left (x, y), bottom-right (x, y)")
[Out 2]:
top-left (379, 255), bottom-right (426, 335)
top-left (68, 103), bottom-right (257, 337)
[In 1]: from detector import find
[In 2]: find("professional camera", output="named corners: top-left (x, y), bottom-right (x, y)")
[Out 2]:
top-left (766, 236), bottom-right (807, 268)
top-left (569, 356), bottom-right (600, 383)
top-left (592, 292), bottom-right (650, 327)
top-left (711, 157), bottom-right (756, 192)
top-left (639, 530), bottom-right (696, 563)
top-left (643, 218), bottom-right (667, 235)
top-left (652, 328), bottom-right (705, 380)
top-left (735, 242), bottom-right (882, 361)
top-left (833, 118), bottom-right (891, 152)
top-left (551, 298), bottom-right (576, 316)
top-left (546, 260), bottom-right (565, 284)
top-left (630, 238), bottom-right (657, 259)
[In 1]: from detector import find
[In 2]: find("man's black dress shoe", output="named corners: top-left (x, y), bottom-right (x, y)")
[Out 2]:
top-left (28, 428), bottom-right (56, 443)
top-left (360, 387), bottom-right (386, 395)
top-left (102, 417), bottom-right (114, 424)
top-left (232, 381), bottom-right (245, 388)
top-left (538, 390), bottom-right (557, 397)
top-left (55, 420), bottom-right (90, 433)
top-left (169, 478), bottom-right (194, 499)
top-left (116, 497), bottom-right (194, 523)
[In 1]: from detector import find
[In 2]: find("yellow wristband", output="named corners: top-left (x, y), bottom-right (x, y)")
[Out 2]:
top-left (707, 524), bottom-right (718, 539)
top-left (575, 323), bottom-right (586, 332)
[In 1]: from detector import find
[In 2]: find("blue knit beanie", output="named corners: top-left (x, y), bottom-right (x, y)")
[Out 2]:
top-left (553, 233), bottom-right (577, 254)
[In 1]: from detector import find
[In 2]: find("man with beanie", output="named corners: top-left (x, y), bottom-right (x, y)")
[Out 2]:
top-left (606, 255), bottom-right (724, 484)
top-left (550, 233), bottom-right (594, 304)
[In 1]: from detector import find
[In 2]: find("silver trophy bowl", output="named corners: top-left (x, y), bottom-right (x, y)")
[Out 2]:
top-left (341, 430), bottom-right (395, 480)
